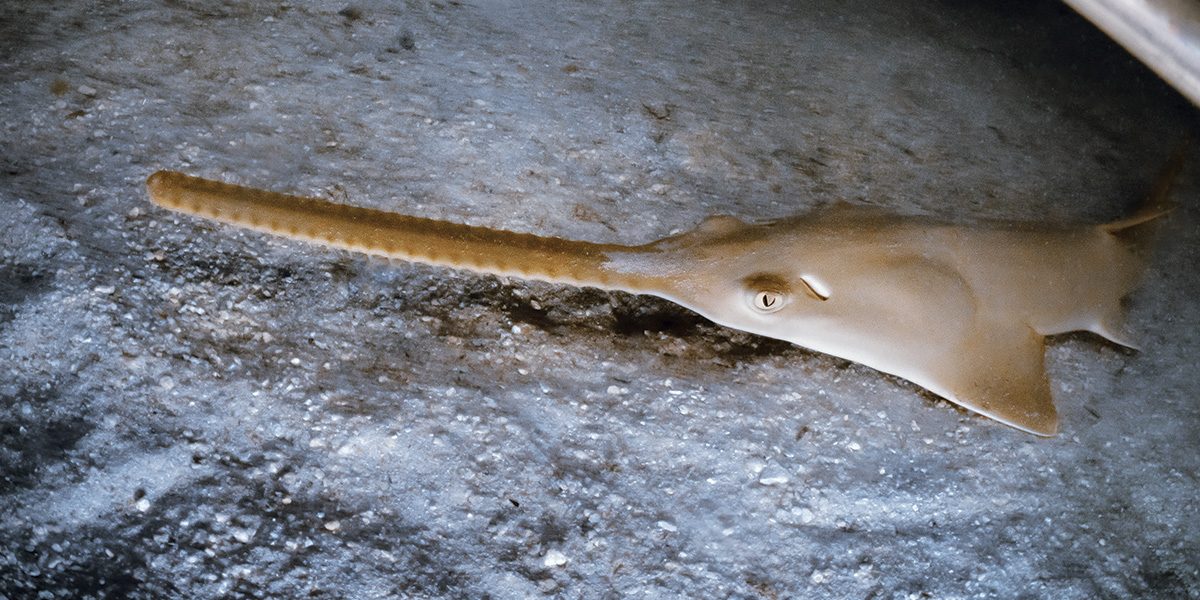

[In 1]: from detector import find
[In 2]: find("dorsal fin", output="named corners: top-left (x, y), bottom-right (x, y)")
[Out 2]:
top-left (649, 214), bottom-right (748, 250)
top-left (695, 214), bottom-right (747, 235)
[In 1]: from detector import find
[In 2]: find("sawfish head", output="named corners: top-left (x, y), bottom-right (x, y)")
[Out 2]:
top-left (616, 212), bottom-right (964, 358)
top-left (609, 210), bottom-right (1061, 436)
top-left (649, 221), bottom-right (845, 341)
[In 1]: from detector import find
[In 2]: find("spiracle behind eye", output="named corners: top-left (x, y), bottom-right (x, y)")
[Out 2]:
top-left (799, 275), bottom-right (830, 301)
top-left (753, 290), bottom-right (785, 313)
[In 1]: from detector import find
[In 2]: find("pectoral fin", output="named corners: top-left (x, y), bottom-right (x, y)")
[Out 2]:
top-left (927, 323), bottom-right (1058, 436)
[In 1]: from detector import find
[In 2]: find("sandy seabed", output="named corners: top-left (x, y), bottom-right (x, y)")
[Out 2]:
top-left (1, 1), bottom-right (1198, 598)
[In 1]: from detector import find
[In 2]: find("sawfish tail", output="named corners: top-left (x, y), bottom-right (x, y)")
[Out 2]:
top-left (145, 171), bottom-right (668, 293)
top-left (1101, 142), bottom-right (1188, 241)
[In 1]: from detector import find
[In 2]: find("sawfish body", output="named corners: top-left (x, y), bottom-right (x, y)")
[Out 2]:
top-left (147, 167), bottom-right (1175, 436)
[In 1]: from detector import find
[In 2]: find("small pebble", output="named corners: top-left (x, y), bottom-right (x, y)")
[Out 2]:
top-left (543, 549), bottom-right (568, 567)
top-left (78, 84), bottom-right (97, 97)
top-left (324, 520), bottom-right (341, 532)
top-left (758, 464), bottom-right (790, 486)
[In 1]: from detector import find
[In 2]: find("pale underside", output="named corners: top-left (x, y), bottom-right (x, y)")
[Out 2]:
top-left (146, 169), bottom-right (1172, 436)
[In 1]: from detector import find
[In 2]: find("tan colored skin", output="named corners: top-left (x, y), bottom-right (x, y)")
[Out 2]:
top-left (147, 168), bottom-right (1173, 436)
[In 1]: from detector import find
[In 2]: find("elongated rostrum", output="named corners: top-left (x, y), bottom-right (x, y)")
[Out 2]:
top-left (146, 158), bottom-right (1180, 436)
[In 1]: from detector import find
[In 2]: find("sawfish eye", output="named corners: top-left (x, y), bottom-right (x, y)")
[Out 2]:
top-left (752, 290), bottom-right (785, 313)
top-left (744, 274), bottom-right (791, 314)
